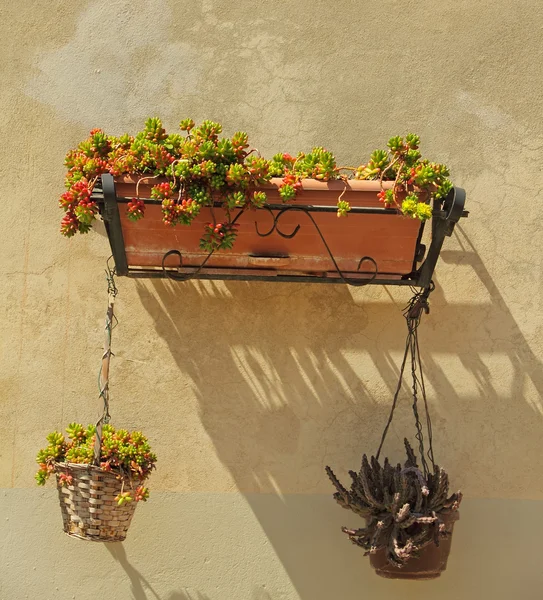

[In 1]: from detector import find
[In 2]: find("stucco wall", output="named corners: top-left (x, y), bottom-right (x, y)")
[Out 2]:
top-left (2, 1), bottom-right (543, 598)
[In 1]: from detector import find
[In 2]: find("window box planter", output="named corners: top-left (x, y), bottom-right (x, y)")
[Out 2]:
top-left (97, 173), bottom-right (466, 286)
top-left (62, 121), bottom-right (468, 286)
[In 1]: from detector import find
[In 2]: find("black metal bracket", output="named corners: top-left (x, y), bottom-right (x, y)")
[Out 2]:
top-left (98, 174), bottom-right (128, 276)
top-left (93, 174), bottom-right (468, 287)
top-left (415, 187), bottom-right (467, 288)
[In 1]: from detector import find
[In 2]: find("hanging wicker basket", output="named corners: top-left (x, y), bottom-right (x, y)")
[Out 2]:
top-left (55, 462), bottom-right (137, 542)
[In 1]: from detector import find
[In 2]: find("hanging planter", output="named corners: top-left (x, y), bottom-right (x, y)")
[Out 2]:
top-left (369, 508), bottom-right (459, 579)
top-left (60, 119), bottom-right (467, 285)
top-left (325, 288), bottom-right (462, 579)
top-left (36, 425), bottom-right (156, 542)
top-left (326, 440), bottom-right (461, 580)
top-left (34, 269), bottom-right (156, 542)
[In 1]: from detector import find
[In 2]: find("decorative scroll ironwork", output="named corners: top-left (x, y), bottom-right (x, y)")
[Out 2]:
top-left (162, 204), bottom-right (379, 286)
top-left (161, 207), bottom-right (246, 282)
top-left (96, 173), bottom-right (468, 286)
top-left (256, 205), bottom-right (378, 285)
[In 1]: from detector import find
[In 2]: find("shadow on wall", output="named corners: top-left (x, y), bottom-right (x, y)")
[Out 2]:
top-left (106, 543), bottom-right (210, 600)
top-left (106, 542), bottom-right (279, 600)
top-left (134, 226), bottom-right (543, 598)
top-left (134, 226), bottom-right (543, 494)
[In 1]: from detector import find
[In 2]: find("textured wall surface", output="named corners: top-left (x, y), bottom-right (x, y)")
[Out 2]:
top-left (1, 1), bottom-right (543, 598)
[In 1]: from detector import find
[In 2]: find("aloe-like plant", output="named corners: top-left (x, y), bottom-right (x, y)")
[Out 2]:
top-left (325, 439), bottom-right (462, 567)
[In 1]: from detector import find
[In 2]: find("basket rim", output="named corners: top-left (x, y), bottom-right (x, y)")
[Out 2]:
top-left (54, 461), bottom-right (102, 471)
top-left (53, 461), bottom-right (140, 485)
top-left (53, 461), bottom-right (128, 480)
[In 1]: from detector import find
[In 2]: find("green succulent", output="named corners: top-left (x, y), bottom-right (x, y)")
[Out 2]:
top-left (279, 184), bottom-right (297, 202)
top-left (405, 133), bottom-right (420, 149)
top-left (354, 135), bottom-right (453, 221)
top-left (387, 136), bottom-right (405, 154)
top-left (144, 117), bottom-right (167, 143)
top-left (60, 121), bottom-right (454, 244)
top-left (179, 118), bottom-right (195, 131)
top-left (200, 222), bottom-right (239, 252)
top-left (34, 423), bottom-right (157, 500)
top-left (251, 191), bottom-right (267, 208)
top-left (401, 194), bottom-right (421, 218)
top-left (337, 200), bottom-right (351, 217)
top-left (225, 191), bottom-right (247, 209)
top-left (356, 149), bottom-right (390, 180)
top-left (294, 147), bottom-right (338, 181)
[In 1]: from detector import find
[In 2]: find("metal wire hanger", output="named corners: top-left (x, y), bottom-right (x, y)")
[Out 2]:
top-left (93, 257), bottom-right (118, 465)
top-left (375, 282), bottom-right (436, 477)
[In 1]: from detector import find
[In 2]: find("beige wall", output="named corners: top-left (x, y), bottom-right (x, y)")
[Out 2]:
top-left (2, 1), bottom-right (543, 598)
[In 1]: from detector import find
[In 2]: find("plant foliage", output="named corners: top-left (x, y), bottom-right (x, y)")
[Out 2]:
top-left (60, 119), bottom-right (453, 249)
top-left (35, 423), bottom-right (157, 505)
top-left (325, 439), bottom-right (462, 567)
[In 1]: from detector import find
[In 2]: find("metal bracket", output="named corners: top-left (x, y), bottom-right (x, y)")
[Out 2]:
top-left (100, 174), bottom-right (128, 276)
top-left (93, 175), bottom-right (467, 287)
top-left (414, 187), bottom-right (467, 288)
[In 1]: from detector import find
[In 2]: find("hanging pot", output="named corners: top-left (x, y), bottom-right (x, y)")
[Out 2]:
top-left (55, 462), bottom-right (137, 542)
top-left (369, 511), bottom-right (459, 580)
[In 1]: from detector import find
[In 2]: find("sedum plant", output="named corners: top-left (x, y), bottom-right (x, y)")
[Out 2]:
top-left (60, 120), bottom-right (453, 249)
top-left (61, 118), bottom-right (272, 250)
top-left (354, 134), bottom-right (452, 221)
top-left (269, 148), bottom-right (340, 202)
top-left (35, 423), bottom-right (157, 505)
top-left (325, 439), bottom-right (462, 568)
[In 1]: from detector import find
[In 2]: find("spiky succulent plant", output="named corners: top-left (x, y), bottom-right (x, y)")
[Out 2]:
top-left (35, 423), bottom-right (157, 505)
top-left (325, 439), bottom-right (461, 568)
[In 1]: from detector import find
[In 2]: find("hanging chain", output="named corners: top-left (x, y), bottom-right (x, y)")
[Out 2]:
top-left (375, 282), bottom-right (436, 477)
top-left (94, 258), bottom-right (118, 465)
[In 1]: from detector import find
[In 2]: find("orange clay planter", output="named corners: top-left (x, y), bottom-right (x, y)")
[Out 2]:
top-left (97, 174), bottom-right (466, 286)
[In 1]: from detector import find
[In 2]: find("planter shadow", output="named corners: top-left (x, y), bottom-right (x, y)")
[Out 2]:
top-left (132, 225), bottom-right (543, 597)
top-left (106, 543), bottom-right (209, 600)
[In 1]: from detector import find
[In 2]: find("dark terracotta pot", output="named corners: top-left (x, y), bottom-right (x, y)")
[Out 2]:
top-left (113, 176), bottom-right (423, 281)
top-left (369, 511), bottom-right (459, 580)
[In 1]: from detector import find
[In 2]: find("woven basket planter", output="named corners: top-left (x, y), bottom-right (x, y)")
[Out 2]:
top-left (55, 462), bottom-right (137, 542)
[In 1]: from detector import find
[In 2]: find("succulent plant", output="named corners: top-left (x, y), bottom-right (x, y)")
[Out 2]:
top-left (354, 135), bottom-right (452, 222)
top-left (337, 200), bottom-right (351, 218)
top-left (200, 221), bottom-right (239, 252)
top-left (326, 439), bottom-right (461, 568)
top-left (355, 149), bottom-right (390, 180)
top-left (59, 121), bottom-right (453, 246)
top-left (35, 423), bottom-right (157, 501)
top-left (127, 198), bottom-right (145, 222)
top-left (143, 117), bottom-right (167, 143)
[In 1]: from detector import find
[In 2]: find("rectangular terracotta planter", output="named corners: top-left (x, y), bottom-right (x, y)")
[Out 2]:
top-left (108, 176), bottom-right (424, 283)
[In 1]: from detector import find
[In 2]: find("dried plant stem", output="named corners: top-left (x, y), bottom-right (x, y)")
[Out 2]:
top-left (135, 174), bottom-right (160, 199)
